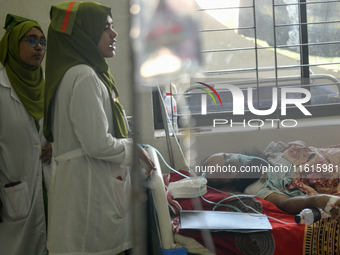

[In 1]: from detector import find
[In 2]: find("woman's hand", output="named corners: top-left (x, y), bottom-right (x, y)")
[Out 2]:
top-left (40, 142), bottom-right (52, 164)
top-left (138, 145), bottom-right (156, 176)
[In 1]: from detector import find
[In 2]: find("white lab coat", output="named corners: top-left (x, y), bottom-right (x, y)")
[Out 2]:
top-left (47, 64), bottom-right (133, 255)
top-left (0, 67), bottom-right (49, 255)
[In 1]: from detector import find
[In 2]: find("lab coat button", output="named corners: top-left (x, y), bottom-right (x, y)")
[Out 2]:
top-left (36, 145), bottom-right (41, 150)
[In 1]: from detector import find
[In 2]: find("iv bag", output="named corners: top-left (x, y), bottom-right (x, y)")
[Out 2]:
top-left (130, 0), bottom-right (201, 85)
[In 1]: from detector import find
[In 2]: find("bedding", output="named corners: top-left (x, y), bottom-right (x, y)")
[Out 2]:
top-left (282, 141), bottom-right (340, 196)
top-left (164, 170), bottom-right (340, 255)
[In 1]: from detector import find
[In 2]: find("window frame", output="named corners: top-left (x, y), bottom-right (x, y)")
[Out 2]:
top-left (153, 0), bottom-right (340, 130)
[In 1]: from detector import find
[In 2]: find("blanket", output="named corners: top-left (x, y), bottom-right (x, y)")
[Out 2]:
top-left (282, 142), bottom-right (340, 196)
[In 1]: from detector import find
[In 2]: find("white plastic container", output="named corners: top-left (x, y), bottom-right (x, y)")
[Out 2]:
top-left (164, 93), bottom-right (178, 134)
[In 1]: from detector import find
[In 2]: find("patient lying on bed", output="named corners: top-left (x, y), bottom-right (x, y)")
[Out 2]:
top-left (201, 148), bottom-right (340, 224)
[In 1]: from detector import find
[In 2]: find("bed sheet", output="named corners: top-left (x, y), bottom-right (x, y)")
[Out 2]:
top-left (164, 170), bottom-right (340, 255)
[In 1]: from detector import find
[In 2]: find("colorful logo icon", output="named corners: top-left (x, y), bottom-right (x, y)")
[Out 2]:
top-left (196, 82), bottom-right (222, 115)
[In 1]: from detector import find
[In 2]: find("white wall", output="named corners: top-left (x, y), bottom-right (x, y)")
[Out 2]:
top-left (194, 122), bottom-right (340, 162)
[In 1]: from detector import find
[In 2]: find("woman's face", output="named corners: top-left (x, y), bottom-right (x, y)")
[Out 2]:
top-left (97, 15), bottom-right (118, 58)
top-left (19, 27), bottom-right (45, 67)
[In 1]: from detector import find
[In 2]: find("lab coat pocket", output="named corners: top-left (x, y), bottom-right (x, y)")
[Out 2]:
top-left (112, 175), bottom-right (131, 218)
top-left (1, 181), bottom-right (30, 220)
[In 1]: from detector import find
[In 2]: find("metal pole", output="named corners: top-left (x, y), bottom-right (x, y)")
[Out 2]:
top-left (299, 0), bottom-right (311, 91)
top-left (129, 1), bottom-right (148, 254)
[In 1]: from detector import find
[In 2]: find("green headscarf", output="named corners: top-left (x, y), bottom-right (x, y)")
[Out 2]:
top-left (44, 1), bottom-right (128, 142)
top-left (0, 14), bottom-right (45, 129)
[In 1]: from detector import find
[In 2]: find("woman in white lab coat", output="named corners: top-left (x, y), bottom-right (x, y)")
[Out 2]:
top-left (0, 14), bottom-right (51, 255)
top-left (44, 2), bottom-right (154, 255)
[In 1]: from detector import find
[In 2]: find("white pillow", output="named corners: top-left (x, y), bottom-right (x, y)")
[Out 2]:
top-left (167, 177), bottom-right (208, 199)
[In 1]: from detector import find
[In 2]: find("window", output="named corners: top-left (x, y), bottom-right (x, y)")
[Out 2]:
top-left (154, 0), bottom-right (340, 130)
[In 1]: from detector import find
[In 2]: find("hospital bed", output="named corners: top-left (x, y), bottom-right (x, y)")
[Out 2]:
top-left (146, 146), bottom-right (213, 255)
top-left (145, 141), bottom-right (340, 255)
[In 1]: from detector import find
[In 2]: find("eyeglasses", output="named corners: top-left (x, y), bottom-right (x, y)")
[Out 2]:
top-left (21, 38), bottom-right (47, 49)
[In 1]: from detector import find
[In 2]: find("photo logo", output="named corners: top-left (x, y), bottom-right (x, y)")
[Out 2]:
top-left (196, 82), bottom-right (222, 115)
top-left (199, 83), bottom-right (311, 116)
top-left (195, 82), bottom-right (312, 128)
